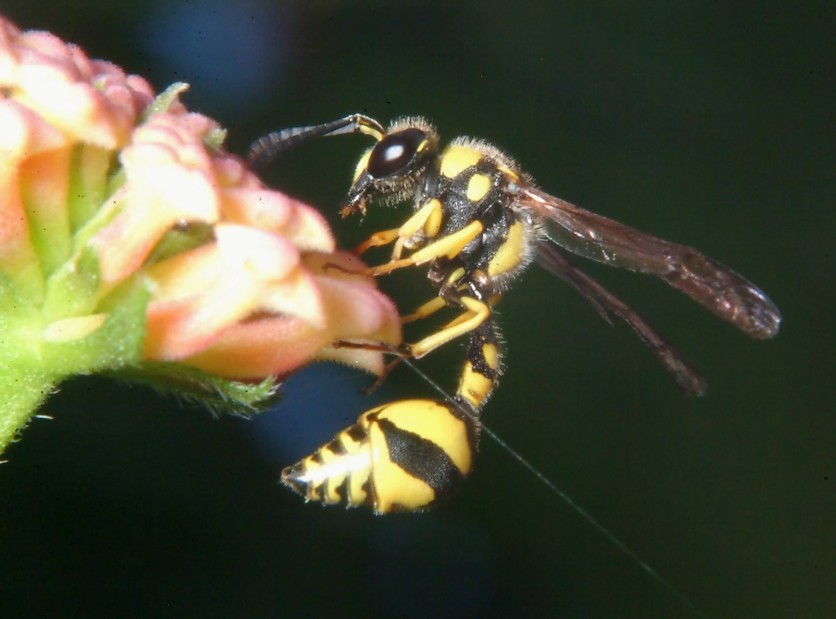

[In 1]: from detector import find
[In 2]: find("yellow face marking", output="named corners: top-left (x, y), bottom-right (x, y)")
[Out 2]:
top-left (352, 148), bottom-right (373, 182)
top-left (488, 220), bottom-right (526, 276)
top-left (439, 145), bottom-right (483, 179)
top-left (459, 362), bottom-right (494, 410)
top-left (466, 173), bottom-right (492, 202)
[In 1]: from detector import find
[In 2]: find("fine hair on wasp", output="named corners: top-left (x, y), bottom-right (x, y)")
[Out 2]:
top-left (250, 113), bottom-right (779, 616)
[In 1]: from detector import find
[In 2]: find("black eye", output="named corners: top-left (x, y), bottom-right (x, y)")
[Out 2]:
top-left (367, 128), bottom-right (426, 178)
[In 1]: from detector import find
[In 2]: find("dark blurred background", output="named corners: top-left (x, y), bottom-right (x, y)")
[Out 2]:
top-left (1, 2), bottom-right (833, 618)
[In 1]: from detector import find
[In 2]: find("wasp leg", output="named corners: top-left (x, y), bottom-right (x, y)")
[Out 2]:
top-left (335, 294), bottom-right (492, 370)
top-left (409, 296), bottom-right (491, 358)
top-left (355, 198), bottom-right (446, 261)
top-left (364, 220), bottom-right (484, 277)
top-left (361, 355), bottom-right (407, 395)
top-left (281, 399), bottom-right (478, 513)
top-left (401, 296), bottom-right (447, 324)
top-left (331, 339), bottom-right (408, 395)
top-left (354, 228), bottom-right (401, 255)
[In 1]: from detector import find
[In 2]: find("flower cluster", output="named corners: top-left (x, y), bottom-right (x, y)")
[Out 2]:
top-left (0, 16), bottom-right (401, 450)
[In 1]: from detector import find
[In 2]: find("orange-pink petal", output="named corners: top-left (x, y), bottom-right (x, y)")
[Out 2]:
top-left (0, 14), bottom-right (403, 396)
top-left (213, 153), bottom-right (335, 253)
top-left (143, 223), bottom-right (324, 360)
top-left (182, 254), bottom-right (401, 378)
top-left (2, 29), bottom-right (154, 149)
top-left (92, 112), bottom-right (222, 284)
top-left (0, 101), bottom-right (69, 278)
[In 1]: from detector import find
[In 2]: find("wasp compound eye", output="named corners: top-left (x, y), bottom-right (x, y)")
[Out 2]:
top-left (367, 128), bottom-right (427, 178)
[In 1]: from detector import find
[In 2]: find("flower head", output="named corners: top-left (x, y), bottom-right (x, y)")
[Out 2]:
top-left (0, 16), bottom-right (401, 450)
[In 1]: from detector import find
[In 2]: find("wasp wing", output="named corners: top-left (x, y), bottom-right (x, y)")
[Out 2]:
top-left (514, 186), bottom-right (781, 339)
top-left (536, 243), bottom-right (708, 396)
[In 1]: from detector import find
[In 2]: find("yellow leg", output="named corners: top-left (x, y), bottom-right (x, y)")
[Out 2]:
top-left (390, 199), bottom-right (443, 261)
top-left (366, 221), bottom-right (484, 277)
top-left (356, 199), bottom-right (446, 260)
top-left (440, 309), bottom-right (476, 330)
top-left (401, 296), bottom-right (447, 323)
top-left (410, 297), bottom-right (491, 358)
top-left (335, 294), bottom-right (488, 360)
top-left (355, 228), bottom-right (400, 254)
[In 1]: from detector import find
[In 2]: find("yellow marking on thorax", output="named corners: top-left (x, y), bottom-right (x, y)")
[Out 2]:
top-left (488, 220), bottom-right (526, 276)
top-left (497, 164), bottom-right (520, 181)
top-left (466, 173), bottom-right (492, 202)
top-left (440, 145), bottom-right (483, 179)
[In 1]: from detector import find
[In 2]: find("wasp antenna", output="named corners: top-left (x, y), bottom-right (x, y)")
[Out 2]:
top-left (249, 114), bottom-right (384, 169)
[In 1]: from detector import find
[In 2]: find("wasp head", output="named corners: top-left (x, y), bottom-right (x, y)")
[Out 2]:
top-left (343, 118), bottom-right (439, 217)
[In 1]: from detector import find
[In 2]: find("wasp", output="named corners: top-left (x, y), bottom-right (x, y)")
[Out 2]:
top-left (249, 114), bottom-right (780, 514)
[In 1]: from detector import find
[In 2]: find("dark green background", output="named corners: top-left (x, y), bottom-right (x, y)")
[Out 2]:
top-left (2, 2), bottom-right (833, 617)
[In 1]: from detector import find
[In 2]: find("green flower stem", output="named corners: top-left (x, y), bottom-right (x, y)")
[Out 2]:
top-left (0, 365), bottom-right (56, 453)
top-left (0, 272), bottom-right (149, 452)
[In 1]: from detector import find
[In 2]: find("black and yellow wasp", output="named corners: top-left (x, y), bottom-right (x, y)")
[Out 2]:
top-left (249, 114), bottom-right (780, 514)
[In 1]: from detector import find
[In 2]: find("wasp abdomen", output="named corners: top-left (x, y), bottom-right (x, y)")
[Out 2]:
top-left (281, 399), bottom-right (477, 514)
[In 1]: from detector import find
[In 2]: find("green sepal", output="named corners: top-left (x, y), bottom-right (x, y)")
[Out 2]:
top-left (42, 275), bottom-right (150, 376)
top-left (109, 362), bottom-right (282, 416)
top-left (0, 272), bottom-right (150, 452)
top-left (41, 246), bottom-right (101, 321)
